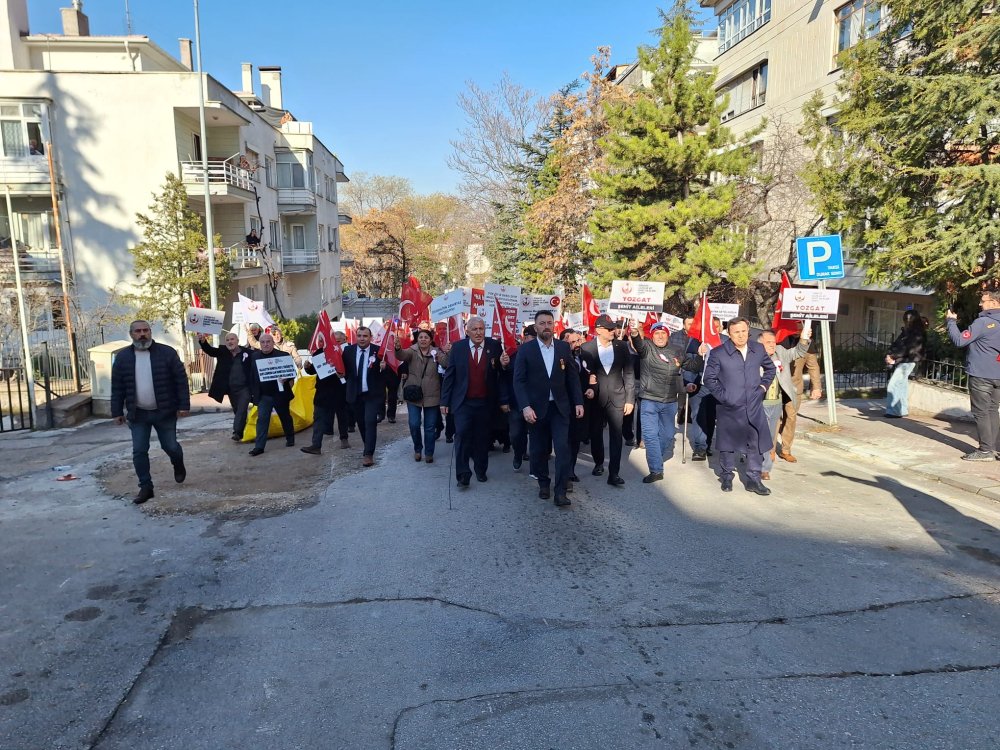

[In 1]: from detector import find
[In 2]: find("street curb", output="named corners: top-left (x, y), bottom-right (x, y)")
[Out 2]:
top-left (802, 430), bottom-right (1000, 503)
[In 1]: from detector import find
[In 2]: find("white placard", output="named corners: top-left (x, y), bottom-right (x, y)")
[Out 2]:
top-left (184, 306), bottom-right (226, 336)
top-left (238, 293), bottom-right (275, 329)
top-left (519, 293), bottom-right (562, 324)
top-left (431, 289), bottom-right (467, 321)
top-left (597, 299), bottom-right (610, 314)
top-left (566, 312), bottom-right (584, 329)
top-left (660, 313), bottom-right (684, 332)
top-left (255, 355), bottom-right (297, 382)
top-left (310, 354), bottom-right (337, 380)
top-left (780, 288), bottom-right (840, 321)
top-left (483, 284), bottom-right (521, 335)
top-left (609, 280), bottom-right (665, 315)
top-left (709, 302), bottom-right (741, 324)
top-left (367, 319), bottom-right (386, 345)
top-left (231, 302), bottom-right (246, 326)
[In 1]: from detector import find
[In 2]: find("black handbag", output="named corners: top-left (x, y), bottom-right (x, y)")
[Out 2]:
top-left (402, 355), bottom-right (431, 402)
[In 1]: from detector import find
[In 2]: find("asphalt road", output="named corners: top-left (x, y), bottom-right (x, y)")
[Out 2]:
top-left (1, 414), bottom-right (998, 749)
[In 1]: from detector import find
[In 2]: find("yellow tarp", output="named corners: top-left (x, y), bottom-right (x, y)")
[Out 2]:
top-left (240, 375), bottom-right (316, 442)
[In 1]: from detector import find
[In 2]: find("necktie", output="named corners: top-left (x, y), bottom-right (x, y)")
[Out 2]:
top-left (474, 345), bottom-right (481, 364)
top-left (359, 348), bottom-right (368, 392)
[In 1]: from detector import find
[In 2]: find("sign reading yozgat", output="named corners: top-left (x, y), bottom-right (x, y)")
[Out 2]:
top-left (796, 234), bottom-right (845, 281)
top-left (781, 288), bottom-right (841, 321)
top-left (184, 307), bottom-right (226, 336)
top-left (608, 280), bottom-right (665, 316)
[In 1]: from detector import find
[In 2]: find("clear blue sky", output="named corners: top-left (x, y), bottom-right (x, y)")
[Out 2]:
top-left (28, 1), bottom-right (714, 195)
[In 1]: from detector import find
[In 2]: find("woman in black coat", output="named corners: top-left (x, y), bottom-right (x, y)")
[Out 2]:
top-left (199, 332), bottom-right (255, 440)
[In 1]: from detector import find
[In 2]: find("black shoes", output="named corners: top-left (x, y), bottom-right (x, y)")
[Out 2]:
top-left (476, 473), bottom-right (488, 483)
top-left (721, 476), bottom-right (733, 492)
top-left (173, 462), bottom-right (186, 484)
top-left (132, 486), bottom-right (154, 505)
top-left (554, 494), bottom-right (571, 507)
top-left (624, 439), bottom-right (636, 447)
top-left (249, 448), bottom-right (264, 456)
top-left (231, 434), bottom-right (241, 442)
top-left (691, 450), bottom-right (707, 461)
top-left (642, 472), bottom-right (663, 484)
top-left (285, 438), bottom-right (295, 447)
top-left (457, 475), bottom-right (471, 488)
top-left (568, 473), bottom-right (579, 482)
top-left (747, 481), bottom-right (771, 496)
top-left (446, 437), bottom-right (454, 443)
top-left (538, 487), bottom-right (551, 500)
top-left (591, 465), bottom-right (605, 476)
top-left (607, 475), bottom-right (625, 487)
top-left (513, 457), bottom-right (522, 471)
top-left (387, 418), bottom-right (396, 424)
top-left (300, 446), bottom-right (321, 455)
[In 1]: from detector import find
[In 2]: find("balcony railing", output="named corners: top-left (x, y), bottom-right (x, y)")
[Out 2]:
top-left (0, 244), bottom-right (61, 279)
top-left (0, 156), bottom-right (52, 186)
top-left (229, 244), bottom-right (263, 270)
top-left (180, 160), bottom-right (254, 192)
top-left (282, 249), bottom-right (319, 267)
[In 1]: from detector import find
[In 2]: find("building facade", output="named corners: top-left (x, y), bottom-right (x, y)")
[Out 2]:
top-left (0, 0), bottom-right (349, 350)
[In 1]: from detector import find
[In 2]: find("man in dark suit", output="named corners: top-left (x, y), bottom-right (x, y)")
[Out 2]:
top-left (703, 318), bottom-right (777, 495)
top-left (503, 324), bottom-right (536, 471)
top-left (441, 316), bottom-right (508, 488)
top-left (561, 328), bottom-right (596, 485)
top-left (342, 326), bottom-right (387, 467)
top-left (514, 310), bottom-right (585, 507)
top-left (580, 314), bottom-right (635, 486)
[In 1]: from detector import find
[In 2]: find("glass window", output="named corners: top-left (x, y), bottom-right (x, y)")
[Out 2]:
top-left (277, 162), bottom-right (305, 188)
top-left (719, 62), bottom-right (768, 122)
top-left (291, 224), bottom-right (305, 250)
top-left (719, 0), bottom-right (772, 53)
top-left (269, 220), bottom-right (280, 250)
top-left (836, 0), bottom-right (882, 54)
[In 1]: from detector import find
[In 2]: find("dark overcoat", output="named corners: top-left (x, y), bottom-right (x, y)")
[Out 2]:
top-left (702, 339), bottom-right (776, 455)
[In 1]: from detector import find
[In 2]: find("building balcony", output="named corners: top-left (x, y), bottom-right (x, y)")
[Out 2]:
top-left (277, 187), bottom-right (317, 214)
top-left (229, 244), bottom-right (265, 271)
top-left (282, 248), bottom-right (319, 271)
top-left (0, 243), bottom-right (62, 282)
top-left (180, 160), bottom-right (255, 203)
top-left (0, 156), bottom-right (54, 194)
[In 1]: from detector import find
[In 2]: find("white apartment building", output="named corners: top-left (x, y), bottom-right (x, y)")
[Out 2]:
top-left (700, 0), bottom-right (930, 334)
top-left (0, 0), bottom-right (350, 347)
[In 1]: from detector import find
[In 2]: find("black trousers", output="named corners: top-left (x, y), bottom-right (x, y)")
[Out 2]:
top-left (331, 392), bottom-right (350, 440)
top-left (590, 398), bottom-right (625, 475)
top-left (229, 386), bottom-right (251, 440)
top-left (508, 409), bottom-right (528, 460)
top-left (453, 399), bottom-right (491, 480)
top-left (569, 403), bottom-right (592, 474)
top-left (351, 396), bottom-right (380, 457)
top-left (380, 371), bottom-right (400, 421)
top-left (969, 376), bottom-right (1000, 452)
top-left (529, 404), bottom-right (571, 496)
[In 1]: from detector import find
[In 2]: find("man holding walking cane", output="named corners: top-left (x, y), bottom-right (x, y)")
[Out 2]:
top-left (628, 320), bottom-right (702, 483)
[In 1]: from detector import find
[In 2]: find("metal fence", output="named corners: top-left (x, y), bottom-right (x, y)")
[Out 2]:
top-left (918, 359), bottom-right (968, 393)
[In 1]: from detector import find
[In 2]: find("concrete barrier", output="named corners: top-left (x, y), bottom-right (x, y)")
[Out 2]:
top-left (909, 380), bottom-right (972, 422)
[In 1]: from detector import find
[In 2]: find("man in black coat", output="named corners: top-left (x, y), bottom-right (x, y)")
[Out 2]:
top-left (514, 310), bottom-right (584, 507)
top-left (248, 333), bottom-right (297, 456)
top-left (561, 328), bottom-right (595, 484)
top-left (300, 345), bottom-right (350, 455)
top-left (111, 320), bottom-right (190, 505)
top-left (198, 331), bottom-right (254, 441)
top-left (580, 314), bottom-right (635, 486)
top-left (441, 316), bottom-right (508, 487)
top-left (342, 326), bottom-right (387, 467)
top-left (502, 324), bottom-right (536, 471)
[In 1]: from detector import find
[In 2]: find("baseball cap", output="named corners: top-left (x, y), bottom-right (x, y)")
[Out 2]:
top-left (594, 314), bottom-right (617, 329)
top-left (649, 322), bottom-right (669, 332)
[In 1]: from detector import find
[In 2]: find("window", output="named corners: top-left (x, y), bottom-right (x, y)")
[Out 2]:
top-left (318, 224), bottom-right (325, 251)
top-left (276, 153), bottom-right (306, 188)
top-left (19, 212), bottom-right (56, 250)
top-left (291, 224), bottom-right (305, 250)
top-left (836, 0), bottom-right (882, 54)
top-left (321, 278), bottom-right (328, 303)
top-left (719, 0), bottom-right (772, 54)
top-left (328, 225), bottom-right (337, 250)
top-left (250, 217), bottom-right (261, 236)
top-left (244, 285), bottom-right (258, 300)
top-left (269, 220), bottom-right (280, 250)
top-left (719, 62), bottom-right (768, 122)
top-left (0, 101), bottom-right (46, 157)
top-left (192, 133), bottom-right (202, 162)
top-left (315, 169), bottom-right (323, 196)
top-left (264, 156), bottom-right (274, 188)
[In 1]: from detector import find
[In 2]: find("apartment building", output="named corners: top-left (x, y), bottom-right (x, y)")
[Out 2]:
top-left (0, 0), bottom-right (350, 348)
top-left (700, 0), bottom-right (930, 334)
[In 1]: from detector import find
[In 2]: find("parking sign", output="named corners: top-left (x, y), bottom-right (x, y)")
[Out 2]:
top-left (796, 234), bottom-right (845, 281)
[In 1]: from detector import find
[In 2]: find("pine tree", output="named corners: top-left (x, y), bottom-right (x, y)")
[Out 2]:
top-left (128, 173), bottom-right (230, 329)
top-left (803, 1), bottom-right (1000, 294)
top-left (587, 4), bottom-right (758, 300)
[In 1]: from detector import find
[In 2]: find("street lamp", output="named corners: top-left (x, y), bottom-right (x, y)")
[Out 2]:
top-left (193, 0), bottom-right (218, 312)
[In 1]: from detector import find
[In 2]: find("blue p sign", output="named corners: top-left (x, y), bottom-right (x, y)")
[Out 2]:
top-left (796, 234), bottom-right (845, 280)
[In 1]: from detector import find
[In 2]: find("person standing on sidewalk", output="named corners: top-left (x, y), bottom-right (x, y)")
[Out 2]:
top-left (947, 291), bottom-right (1000, 461)
top-left (884, 311), bottom-right (927, 418)
top-left (198, 332), bottom-right (254, 441)
top-left (111, 320), bottom-right (189, 505)
top-left (757, 326), bottom-right (811, 480)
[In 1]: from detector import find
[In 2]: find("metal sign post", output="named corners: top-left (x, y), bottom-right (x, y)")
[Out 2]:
top-left (818, 280), bottom-right (837, 426)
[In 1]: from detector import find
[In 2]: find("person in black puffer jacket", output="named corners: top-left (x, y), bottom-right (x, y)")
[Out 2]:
top-left (884, 310), bottom-right (927, 418)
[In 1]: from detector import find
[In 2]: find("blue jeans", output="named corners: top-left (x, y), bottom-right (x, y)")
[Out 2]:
top-left (407, 404), bottom-right (439, 456)
top-left (886, 362), bottom-right (915, 416)
top-left (641, 399), bottom-right (678, 474)
top-left (129, 408), bottom-right (184, 489)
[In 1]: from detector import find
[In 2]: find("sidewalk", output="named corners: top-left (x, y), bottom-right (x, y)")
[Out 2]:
top-left (797, 397), bottom-right (1000, 502)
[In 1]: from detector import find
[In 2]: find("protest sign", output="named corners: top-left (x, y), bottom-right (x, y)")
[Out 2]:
top-left (660, 312), bottom-right (684, 332)
top-left (238, 293), bottom-right (275, 329)
top-left (566, 312), bottom-right (584, 329)
top-left (431, 289), bottom-right (467, 321)
top-left (709, 302), bottom-right (741, 324)
top-left (255, 356), bottom-right (297, 383)
top-left (310, 354), bottom-right (338, 380)
top-left (231, 301), bottom-right (246, 326)
top-left (483, 284), bottom-right (521, 336)
top-left (184, 306), bottom-right (226, 336)
top-left (780, 288), bottom-right (840, 321)
top-left (609, 280), bottom-right (665, 316)
top-left (367, 319), bottom-right (386, 345)
top-left (519, 293), bottom-right (562, 324)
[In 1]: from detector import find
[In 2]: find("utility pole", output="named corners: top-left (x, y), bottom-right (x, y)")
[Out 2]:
top-left (193, 0), bottom-right (219, 313)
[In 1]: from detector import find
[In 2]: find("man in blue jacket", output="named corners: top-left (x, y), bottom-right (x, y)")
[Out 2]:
top-left (947, 290), bottom-right (1000, 461)
top-left (111, 320), bottom-right (190, 505)
top-left (703, 318), bottom-right (776, 495)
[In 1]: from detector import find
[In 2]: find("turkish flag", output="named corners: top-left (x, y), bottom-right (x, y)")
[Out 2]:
top-left (397, 323), bottom-right (413, 350)
top-left (399, 276), bottom-right (433, 326)
top-left (379, 328), bottom-right (401, 373)
top-left (447, 314), bottom-right (464, 344)
top-left (493, 298), bottom-right (518, 354)
top-left (642, 311), bottom-right (660, 336)
top-left (582, 283), bottom-right (600, 334)
top-left (553, 315), bottom-right (566, 337)
top-left (689, 293), bottom-right (722, 348)
top-left (190, 289), bottom-right (203, 308)
top-left (434, 321), bottom-right (449, 349)
top-left (345, 318), bottom-right (358, 345)
top-left (308, 310), bottom-right (334, 354)
top-left (772, 271), bottom-right (800, 344)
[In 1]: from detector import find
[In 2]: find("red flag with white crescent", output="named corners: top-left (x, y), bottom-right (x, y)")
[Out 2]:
top-left (772, 271), bottom-right (800, 344)
top-left (689, 293), bottom-right (722, 348)
top-left (582, 283), bottom-right (600, 334)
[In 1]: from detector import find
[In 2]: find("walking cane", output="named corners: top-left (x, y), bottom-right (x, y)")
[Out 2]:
top-left (681, 389), bottom-right (689, 464)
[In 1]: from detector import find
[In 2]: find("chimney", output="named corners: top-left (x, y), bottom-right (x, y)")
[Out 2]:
top-left (259, 66), bottom-right (282, 110)
top-left (60, 0), bottom-right (90, 36)
top-left (241, 62), bottom-right (253, 94)
top-left (178, 38), bottom-right (193, 70)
